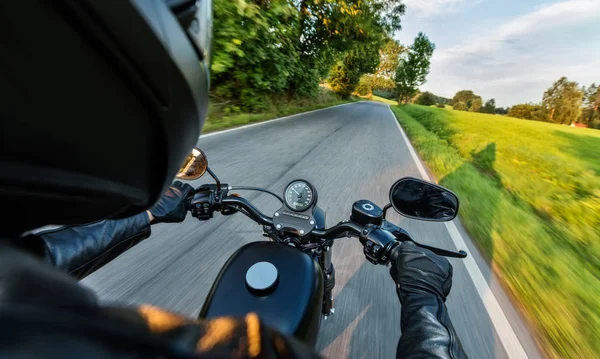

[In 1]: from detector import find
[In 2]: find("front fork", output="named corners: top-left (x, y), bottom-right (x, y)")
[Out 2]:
top-left (320, 246), bottom-right (335, 318)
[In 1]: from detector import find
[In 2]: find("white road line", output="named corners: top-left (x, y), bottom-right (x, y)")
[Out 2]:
top-left (387, 105), bottom-right (529, 359)
top-left (201, 102), bottom-right (356, 138)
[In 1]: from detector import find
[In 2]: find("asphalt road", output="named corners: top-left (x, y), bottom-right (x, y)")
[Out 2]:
top-left (82, 102), bottom-right (543, 358)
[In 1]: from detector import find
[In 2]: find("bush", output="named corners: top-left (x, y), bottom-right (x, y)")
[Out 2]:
top-left (468, 97), bottom-right (482, 112)
top-left (328, 63), bottom-right (356, 99)
top-left (373, 89), bottom-right (396, 99)
top-left (355, 75), bottom-right (373, 96)
top-left (508, 103), bottom-right (548, 121)
top-left (435, 103), bottom-right (445, 108)
top-left (415, 91), bottom-right (436, 106)
top-left (453, 101), bottom-right (467, 111)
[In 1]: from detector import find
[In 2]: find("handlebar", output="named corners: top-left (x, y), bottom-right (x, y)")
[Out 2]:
top-left (221, 196), bottom-right (274, 226)
top-left (311, 222), bottom-right (363, 239)
top-left (187, 186), bottom-right (466, 264)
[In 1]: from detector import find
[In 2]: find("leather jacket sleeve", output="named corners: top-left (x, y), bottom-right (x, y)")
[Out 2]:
top-left (16, 212), bottom-right (151, 279)
top-left (397, 290), bottom-right (468, 359)
top-left (0, 243), bottom-right (322, 359)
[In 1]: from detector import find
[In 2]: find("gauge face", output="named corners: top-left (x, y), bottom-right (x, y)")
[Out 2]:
top-left (285, 181), bottom-right (314, 212)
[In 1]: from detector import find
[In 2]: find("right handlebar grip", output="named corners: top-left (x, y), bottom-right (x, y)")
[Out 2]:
top-left (360, 226), bottom-right (399, 265)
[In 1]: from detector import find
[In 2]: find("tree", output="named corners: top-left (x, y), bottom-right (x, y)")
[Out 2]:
top-left (452, 90), bottom-right (477, 104)
top-left (372, 76), bottom-right (397, 99)
top-left (329, 63), bottom-right (355, 98)
top-left (481, 99), bottom-right (496, 114)
top-left (495, 107), bottom-right (508, 115)
top-left (452, 90), bottom-right (482, 111)
top-left (365, 38), bottom-right (405, 95)
top-left (586, 84), bottom-right (600, 111)
top-left (212, 0), bottom-right (303, 109)
top-left (211, 0), bottom-right (407, 109)
top-left (356, 75), bottom-right (373, 97)
top-left (298, 0), bottom-right (406, 88)
top-left (374, 39), bottom-right (405, 79)
top-left (579, 83), bottom-right (600, 128)
top-left (469, 97), bottom-right (482, 112)
top-left (453, 101), bottom-right (467, 111)
top-left (416, 91), bottom-right (436, 106)
top-left (541, 77), bottom-right (583, 125)
top-left (508, 103), bottom-right (545, 120)
top-left (432, 94), bottom-right (452, 105)
top-left (329, 42), bottom-right (381, 98)
top-left (395, 32), bottom-right (435, 103)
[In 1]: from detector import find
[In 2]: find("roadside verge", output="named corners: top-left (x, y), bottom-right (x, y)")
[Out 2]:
top-left (388, 104), bottom-right (596, 359)
top-left (204, 98), bottom-right (360, 134)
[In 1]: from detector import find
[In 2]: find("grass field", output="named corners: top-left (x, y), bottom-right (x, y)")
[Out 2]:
top-left (204, 87), bottom-right (357, 133)
top-left (368, 95), bottom-right (398, 105)
top-left (390, 105), bottom-right (600, 359)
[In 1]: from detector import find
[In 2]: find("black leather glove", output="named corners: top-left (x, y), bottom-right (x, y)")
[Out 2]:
top-left (148, 181), bottom-right (194, 224)
top-left (390, 241), bottom-right (453, 302)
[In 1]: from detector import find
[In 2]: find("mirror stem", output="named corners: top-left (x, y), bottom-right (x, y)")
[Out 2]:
top-left (382, 203), bottom-right (392, 220)
top-left (206, 167), bottom-right (221, 197)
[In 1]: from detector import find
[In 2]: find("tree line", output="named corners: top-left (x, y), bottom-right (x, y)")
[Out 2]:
top-left (507, 78), bottom-right (599, 128)
top-left (441, 79), bottom-right (599, 128)
top-left (211, 1), bottom-right (598, 129)
top-left (212, 0), bottom-right (405, 111)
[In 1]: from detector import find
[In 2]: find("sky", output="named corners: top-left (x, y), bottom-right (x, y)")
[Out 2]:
top-left (395, 0), bottom-right (600, 107)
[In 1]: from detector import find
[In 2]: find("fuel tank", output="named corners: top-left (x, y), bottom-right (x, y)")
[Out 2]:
top-left (199, 241), bottom-right (324, 346)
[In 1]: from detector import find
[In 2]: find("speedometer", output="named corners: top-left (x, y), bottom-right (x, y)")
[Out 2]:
top-left (284, 180), bottom-right (315, 212)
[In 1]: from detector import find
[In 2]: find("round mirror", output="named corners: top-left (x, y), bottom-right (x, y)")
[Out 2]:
top-left (176, 147), bottom-right (208, 180)
top-left (389, 177), bottom-right (459, 222)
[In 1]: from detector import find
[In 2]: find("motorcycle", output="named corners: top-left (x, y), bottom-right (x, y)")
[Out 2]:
top-left (176, 148), bottom-right (467, 347)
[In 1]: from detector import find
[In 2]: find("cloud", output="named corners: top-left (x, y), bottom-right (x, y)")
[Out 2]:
top-left (402, 0), bottom-right (478, 17)
top-left (425, 0), bottom-right (600, 106)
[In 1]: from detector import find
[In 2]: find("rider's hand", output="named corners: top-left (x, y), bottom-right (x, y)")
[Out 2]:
top-left (390, 241), bottom-right (453, 303)
top-left (147, 181), bottom-right (194, 224)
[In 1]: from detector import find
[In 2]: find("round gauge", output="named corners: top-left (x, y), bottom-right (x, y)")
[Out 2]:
top-left (284, 181), bottom-right (315, 212)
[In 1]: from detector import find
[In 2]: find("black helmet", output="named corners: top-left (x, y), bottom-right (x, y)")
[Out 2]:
top-left (0, 0), bottom-right (212, 234)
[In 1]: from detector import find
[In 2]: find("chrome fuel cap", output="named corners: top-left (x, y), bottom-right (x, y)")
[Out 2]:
top-left (246, 261), bottom-right (278, 294)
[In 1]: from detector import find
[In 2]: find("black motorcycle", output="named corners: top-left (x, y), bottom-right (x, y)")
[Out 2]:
top-left (176, 148), bottom-right (467, 346)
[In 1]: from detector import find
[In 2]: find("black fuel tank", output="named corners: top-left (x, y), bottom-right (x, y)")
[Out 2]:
top-left (199, 242), bottom-right (323, 345)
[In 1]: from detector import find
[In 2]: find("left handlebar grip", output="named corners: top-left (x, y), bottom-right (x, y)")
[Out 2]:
top-left (189, 190), bottom-right (215, 220)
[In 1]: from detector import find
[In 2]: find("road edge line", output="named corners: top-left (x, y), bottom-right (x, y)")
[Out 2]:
top-left (201, 102), bottom-right (358, 138)
top-left (386, 105), bottom-right (529, 359)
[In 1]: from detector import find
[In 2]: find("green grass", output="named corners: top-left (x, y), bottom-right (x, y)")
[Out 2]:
top-left (204, 87), bottom-right (357, 133)
top-left (390, 105), bottom-right (600, 359)
top-left (369, 95), bottom-right (398, 105)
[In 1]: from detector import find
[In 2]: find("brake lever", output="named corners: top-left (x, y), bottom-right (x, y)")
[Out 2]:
top-left (384, 221), bottom-right (467, 259)
top-left (412, 242), bottom-right (467, 258)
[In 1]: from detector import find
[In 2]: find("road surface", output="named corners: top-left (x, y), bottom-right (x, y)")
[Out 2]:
top-left (83, 102), bottom-right (543, 358)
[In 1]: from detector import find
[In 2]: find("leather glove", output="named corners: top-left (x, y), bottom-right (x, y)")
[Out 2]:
top-left (390, 241), bottom-right (453, 302)
top-left (148, 181), bottom-right (194, 224)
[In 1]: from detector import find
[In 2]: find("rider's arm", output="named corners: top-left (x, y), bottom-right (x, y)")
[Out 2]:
top-left (391, 242), bottom-right (468, 359)
top-left (15, 181), bottom-right (193, 279)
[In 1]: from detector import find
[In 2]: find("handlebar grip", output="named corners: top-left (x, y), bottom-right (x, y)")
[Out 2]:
top-left (188, 190), bottom-right (215, 220)
top-left (360, 226), bottom-right (399, 265)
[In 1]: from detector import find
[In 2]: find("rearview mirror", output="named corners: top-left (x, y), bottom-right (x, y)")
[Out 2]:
top-left (389, 177), bottom-right (459, 222)
top-left (176, 147), bottom-right (208, 180)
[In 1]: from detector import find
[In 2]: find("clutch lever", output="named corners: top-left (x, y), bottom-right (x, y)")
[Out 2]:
top-left (383, 221), bottom-right (467, 259)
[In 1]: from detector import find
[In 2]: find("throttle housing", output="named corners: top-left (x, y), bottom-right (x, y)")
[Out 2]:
top-left (359, 225), bottom-right (399, 265)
